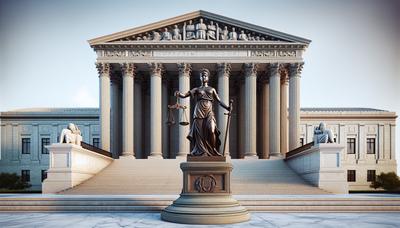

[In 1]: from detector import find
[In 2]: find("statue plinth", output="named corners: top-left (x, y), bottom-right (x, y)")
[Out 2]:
top-left (161, 156), bottom-right (250, 224)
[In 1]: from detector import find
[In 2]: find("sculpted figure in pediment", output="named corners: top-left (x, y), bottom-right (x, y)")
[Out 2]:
top-left (220, 26), bottom-right (229, 40)
top-left (228, 27), bottom-right (238, 40)
top-left (161, 28), bottom-right (172, 41)
top-left (196, 18), bottom-right (207, 40)
top-left (238, 30), bottom-right (248, 41)
top-left (172, 25), bottom-right (182, 40)
top-left (185, 20), bottom-right (196, 40)
top-left (206, 20), bottom-right (217, 40)
top-left (152, 31), bottom-right (161, 41)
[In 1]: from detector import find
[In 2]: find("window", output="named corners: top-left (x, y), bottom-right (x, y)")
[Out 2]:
top-left (41, 170), bottom-right (47, 182)
top-left (367, 170), bottom-right (376, 182)
top-left (41, 138), bottom-right (50, 154)
top-left (367, 138), bottom-right (376, 154)
top-left (299, 138), bottom-right (304, 146)
top-left (347, 170), bottom-right (356, 182)
top-left (93, 138), bottom-right (100, 148)
top-left (347, 138), bottom-right (356, 154)
top-left (21, 170), bottom-right (30, 182)
top-left (22, 138), bottom-right (31, 154)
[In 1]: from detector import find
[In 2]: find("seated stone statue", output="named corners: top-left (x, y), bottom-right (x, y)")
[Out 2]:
top-left (185, 20), bottom-right (196, 40)
top-left (313, 122), bottom-right (334, 145)
top-left (195, 18), bottom-right (207, 40)
top-left (59, 123), bottom-right (83, 146)
top-left (206, 21), bottom-right (217, 40)
top-left (228, 27), bottom-right (238, 40)
top-left (172, 25), bottom-right (182, 40)
top-left (161, 28), bottom-right (172, 41)
top-left (219, 26), bottom-right (229, 40)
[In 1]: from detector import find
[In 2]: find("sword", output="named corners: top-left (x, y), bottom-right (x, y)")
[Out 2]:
top-left (222, 99), bottom-right (233, 157)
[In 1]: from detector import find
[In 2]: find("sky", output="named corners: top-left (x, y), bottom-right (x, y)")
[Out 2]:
top-left (0, 0), bottom-right (399, 169)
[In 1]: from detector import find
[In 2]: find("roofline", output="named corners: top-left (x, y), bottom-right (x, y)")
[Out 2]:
top-left (88, 10), bottom-right (311, 46)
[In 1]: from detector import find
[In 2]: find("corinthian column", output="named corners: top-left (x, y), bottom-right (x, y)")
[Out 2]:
top-left (148, 63), bottom-right (163, 158)
top-left (177, 63), bottom-right (191, 158)
top-left (121, 63), bottom-right (135, 157)
top-left (260, 75), bottom-right (269, 159)
top-left (280, 65), bottom-right (289, 155)
top-left (96, 62), bottom-right (111, 151)
top-left (217, 63), bottom-right (231, 156)
top-left (289, 62), bottom-right (303, 150)
top-left (269, 63), bottom-right (280, 157)
top-left (244, 63), bottom-right (258, 159)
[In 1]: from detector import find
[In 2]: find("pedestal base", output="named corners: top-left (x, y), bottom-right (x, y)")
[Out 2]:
top-left (161, 160), bottom-right (250, 224)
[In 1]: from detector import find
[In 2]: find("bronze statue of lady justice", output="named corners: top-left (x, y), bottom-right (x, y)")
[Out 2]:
top-left (174, 68), bottom-right (232, 157)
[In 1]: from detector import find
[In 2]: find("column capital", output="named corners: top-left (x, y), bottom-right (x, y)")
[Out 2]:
top-left (289, 62), bottom-right (304, 77)
top-left (217, 63), bottom-right (231, 77)
top-left (121, 63), bottom-right (136, 77)
top-left (268, 63), bottom-right (280, 77)
top-left (177, 63), bottom-right (192, 76)
top-left (96, 62), bottom-right (111, 77)
top-left (279, 64), bottom-right (289, 84)
top-left (148, 62), bottom-right (164, 77)
top-left (243, 63), bottom-right (258, 77)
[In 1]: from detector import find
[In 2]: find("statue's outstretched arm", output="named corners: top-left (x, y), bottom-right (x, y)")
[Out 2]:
top-left (213, 89), bottom-right (230, 111)
top-left (175, 90), bottom-right (191, 98)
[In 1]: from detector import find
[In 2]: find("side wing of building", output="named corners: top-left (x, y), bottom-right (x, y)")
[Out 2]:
top-left (300, 108), bottom-right (397, 191)
top-left (0, 108), bottom-right (100, 191)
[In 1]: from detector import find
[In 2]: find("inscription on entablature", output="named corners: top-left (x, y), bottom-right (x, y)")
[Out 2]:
top-left (103, 50), bottom-right (152, 57)
top-left (250, 50), bottom-right (296, 57)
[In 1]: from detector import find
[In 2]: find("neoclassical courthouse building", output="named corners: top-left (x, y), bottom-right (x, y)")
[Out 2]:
top-left (0, 11), bottom-right (397, 192)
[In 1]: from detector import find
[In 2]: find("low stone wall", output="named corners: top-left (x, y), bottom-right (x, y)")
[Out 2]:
top-left (285, 144), bottom-right (348, 194)
top-left (42, 143), bottom-right (113, 193)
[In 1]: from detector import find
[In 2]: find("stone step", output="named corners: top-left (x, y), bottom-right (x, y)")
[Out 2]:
top-left (62, 158), bottom-right (328, 195)
top-left (1, 194), bottom-right (399, 212)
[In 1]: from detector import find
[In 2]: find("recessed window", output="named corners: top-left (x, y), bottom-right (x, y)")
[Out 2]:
top-left (21, 170), bottom-right (30, 182)
top-left (41, 170), bottom-right (47, 182)
top-left (367, 170), bottom-right (376, 182)
top-left (366, 138), bottom-right (376, 154)
top-left (347, 170), bottom-right (356, 182)
top-left (93, 138), bottom-right (100, 148)
top-left (41, 138), bottom-right (50, 154)
top-left (347, 138), bottom-right (356, 154)
top-left (22, 138), bottom-right (31, 154)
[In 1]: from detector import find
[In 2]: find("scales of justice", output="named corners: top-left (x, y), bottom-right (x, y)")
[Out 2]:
top-left (161, 68), bottom-right (250, 224)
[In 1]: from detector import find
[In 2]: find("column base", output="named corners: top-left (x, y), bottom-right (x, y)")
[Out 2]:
top-left (148, 153), bottom-right (163, 159)
top-left (244, 153), bottom-right (258, 159)
top-left (121, 152), bottom-right (135, 158)
top-left (269, 153), bottom-right (284, 160)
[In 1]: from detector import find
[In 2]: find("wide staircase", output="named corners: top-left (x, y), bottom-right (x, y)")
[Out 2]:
top-left (62, 157), bottom-right (327, 195)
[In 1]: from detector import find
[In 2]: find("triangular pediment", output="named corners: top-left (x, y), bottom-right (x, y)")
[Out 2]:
top-left (89, 10), bottom-right (310, 46)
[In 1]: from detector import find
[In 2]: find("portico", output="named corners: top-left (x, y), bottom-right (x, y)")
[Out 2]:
top-left (90, 10), bottom-right (309, 159)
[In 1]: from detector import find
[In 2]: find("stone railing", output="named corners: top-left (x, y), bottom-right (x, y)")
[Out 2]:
top-left (285, 143), bottom-right (348, 194)
top-left (285, 142), bottom-right (314, 159)
top-left (42, 143), bottom-right (113, 193)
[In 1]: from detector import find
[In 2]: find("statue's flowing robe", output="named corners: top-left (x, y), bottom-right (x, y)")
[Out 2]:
top-left (188, 87), bottom-right (222, 156)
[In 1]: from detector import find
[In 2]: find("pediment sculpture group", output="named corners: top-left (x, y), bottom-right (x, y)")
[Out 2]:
top-left (134, 18), bottom-right (271, 42)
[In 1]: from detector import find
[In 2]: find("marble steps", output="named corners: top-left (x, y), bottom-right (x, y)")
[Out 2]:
top-left (62, 158), bottom-right (327, 195)
top-left (1, 194), bottom-right (400, 212)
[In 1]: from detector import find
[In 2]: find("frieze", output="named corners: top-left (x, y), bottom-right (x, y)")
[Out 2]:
top-left (103, 50), bottom-right (152, 57)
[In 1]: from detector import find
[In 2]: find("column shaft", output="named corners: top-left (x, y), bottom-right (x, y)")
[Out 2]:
top-left (134, 79), bottom-right (143, 158)
top-left (97, 63), bottom-right (111, 151)
top-left (149, 63), bottom-right (163, 158)
top-left (111, 80), bottom-right (120, 158)
top-left (217, 63), bottom-right (231, 156)
top-left (261, 79), bottom-right (269, 159)
top-left (244, 63), bottom-right (258, 158)
top-left (121, 63), bottom-right (135, 157)
top-left (280, 68), bottom-right (289, 154)
top-left (288, 63), bottom-right (303, 150)
top-left (162, 79), bottom-right (169, 158)
top-left (177, 63), bottom-right (191, 157)
top-left (269, 63), bottom-right (280, 156)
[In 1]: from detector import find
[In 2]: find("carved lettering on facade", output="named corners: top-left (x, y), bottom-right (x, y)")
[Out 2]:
top-left (153, 50), bottom-right (247, 57)
top-left (250, 50), bottom-right (296, 58)
top-left (103, 50), bottom-right (151, 57)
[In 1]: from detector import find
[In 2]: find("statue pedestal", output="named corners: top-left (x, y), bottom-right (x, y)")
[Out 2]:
top-left (161, 159), bottom-right (250, 224)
